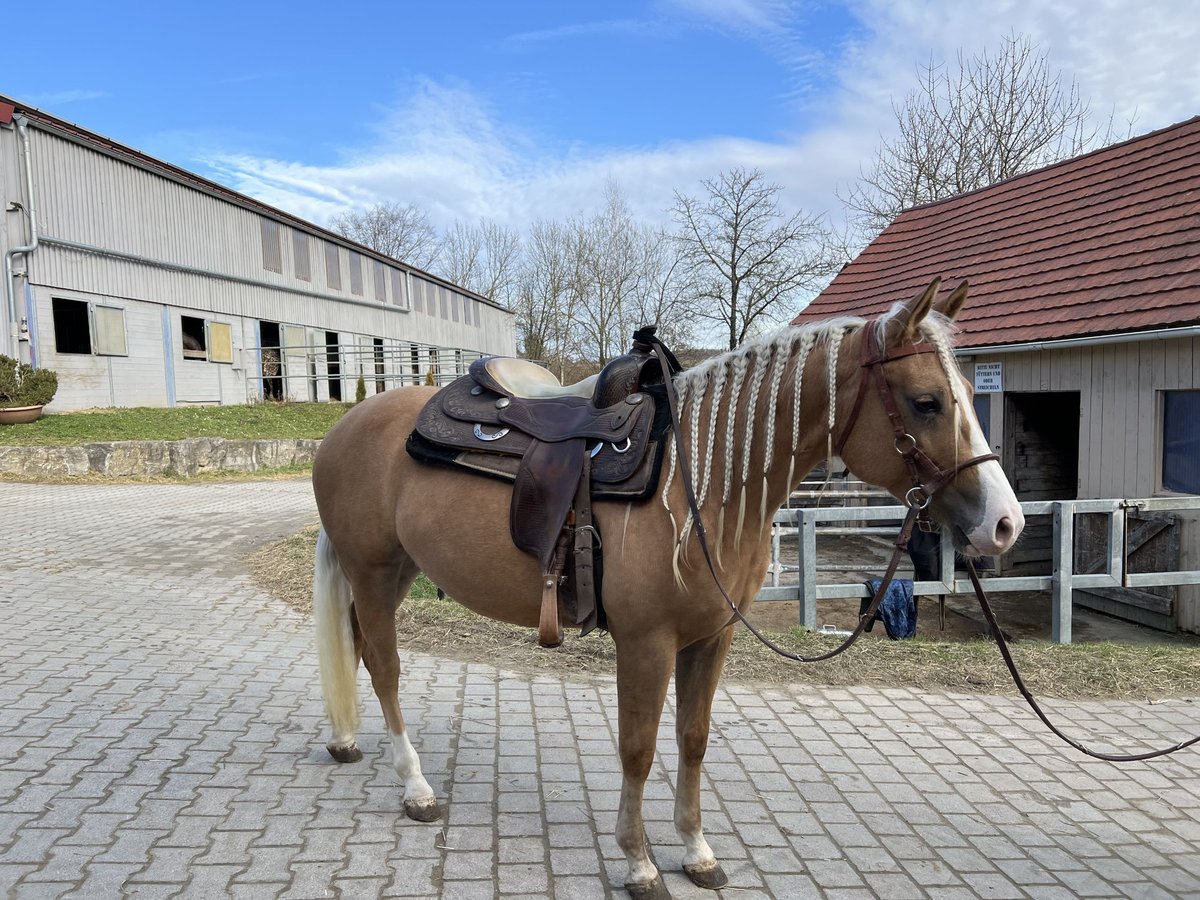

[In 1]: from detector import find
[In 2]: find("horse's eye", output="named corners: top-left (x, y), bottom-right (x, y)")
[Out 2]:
top-left (911, 396), bottom-right (941, 416)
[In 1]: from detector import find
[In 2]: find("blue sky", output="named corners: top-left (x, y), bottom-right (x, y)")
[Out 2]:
top-left (6, 1), bottom-right (1199, 233)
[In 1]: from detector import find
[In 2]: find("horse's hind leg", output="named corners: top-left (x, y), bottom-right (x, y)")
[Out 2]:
top-left (351, 562), bottom-right (442, 823)
top-left (672, 626), bottom-right (734, 890)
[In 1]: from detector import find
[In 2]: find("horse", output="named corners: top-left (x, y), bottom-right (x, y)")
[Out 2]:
top-left (310, 279), bottom-right (1024, 898)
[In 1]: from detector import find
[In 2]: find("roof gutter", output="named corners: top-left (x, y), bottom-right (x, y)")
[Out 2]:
top-left (958, 325), bottom-right (1200, 356)
top-left (4, 113), bottom-right (38, 361)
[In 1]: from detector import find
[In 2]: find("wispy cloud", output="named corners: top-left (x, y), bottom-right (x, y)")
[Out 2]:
top-left (662, 0), bottom-right (797, 35)
top-left (26, 89), bottom-right (109, 107)
top-left (200, 1), bottom-right (1200, 243)
top-left (505, 18), bottom-right (658, 44)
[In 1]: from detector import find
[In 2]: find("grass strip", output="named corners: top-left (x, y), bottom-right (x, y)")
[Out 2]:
top-left (0, 402), bottom-right (352, 446)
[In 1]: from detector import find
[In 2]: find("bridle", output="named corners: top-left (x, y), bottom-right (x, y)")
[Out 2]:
top-left (834, 321), bottom-right (998, 515)
top-left (645, 321), bottom-right (1200, 761)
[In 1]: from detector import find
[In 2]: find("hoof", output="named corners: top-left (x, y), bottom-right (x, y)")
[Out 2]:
top-left (625, 875), bottom-right (671, 899)
top-left (683, 862), bottom-right (728, 890)
top-left (403, 798), bottom-right (443, 822)
top-left (326, 742), bottom-right (362, 763)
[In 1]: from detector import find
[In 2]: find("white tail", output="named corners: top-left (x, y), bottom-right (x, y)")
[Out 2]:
top-left (313, 526), bottom-right (359, 745)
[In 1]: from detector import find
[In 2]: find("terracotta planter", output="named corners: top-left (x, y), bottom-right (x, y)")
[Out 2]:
top-left (0, 405), bottom-right (44, 425)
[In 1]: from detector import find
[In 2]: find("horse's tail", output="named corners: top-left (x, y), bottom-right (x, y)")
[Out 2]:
top-left (313, 525), bottom-right (359, 745)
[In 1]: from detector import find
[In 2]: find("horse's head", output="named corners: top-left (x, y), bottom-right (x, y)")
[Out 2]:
top-left (835, 279), bottom-right (1024, 556)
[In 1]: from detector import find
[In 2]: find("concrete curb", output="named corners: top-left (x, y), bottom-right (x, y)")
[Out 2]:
top-left (0, 436), bottom-right (321, 478)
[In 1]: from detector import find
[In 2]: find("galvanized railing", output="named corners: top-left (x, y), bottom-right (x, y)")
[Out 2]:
top-left (759, 497), bottom-right (1200, 643)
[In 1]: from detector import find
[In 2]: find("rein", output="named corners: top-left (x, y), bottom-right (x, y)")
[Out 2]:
top-left (647, 323), bottom-right (1200, 760)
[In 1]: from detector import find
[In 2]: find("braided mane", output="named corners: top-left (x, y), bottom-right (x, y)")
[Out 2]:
top-left (658, 309), bottom-right (962, 581)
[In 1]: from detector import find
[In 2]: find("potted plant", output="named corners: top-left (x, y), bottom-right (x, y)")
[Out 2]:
top-left (0, 355), bottom-right (58, 424)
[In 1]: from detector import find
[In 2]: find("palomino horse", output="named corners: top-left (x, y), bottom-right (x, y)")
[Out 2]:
top-left (311, 279), bottom-right (1024, 897)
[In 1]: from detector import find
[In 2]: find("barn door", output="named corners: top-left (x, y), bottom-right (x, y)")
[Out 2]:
top-left (1001, 392), bottom-right (1080, 574)
top-left (1075, 512), bottom-right (1179, 631)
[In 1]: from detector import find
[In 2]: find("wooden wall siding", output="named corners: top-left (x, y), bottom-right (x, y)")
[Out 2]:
top-left (970, 338), bottom-right (1200, 633)
top-left (16, 128), bottom-right (513, 358)
top-left (974, 337), bottom-right (1200, 499)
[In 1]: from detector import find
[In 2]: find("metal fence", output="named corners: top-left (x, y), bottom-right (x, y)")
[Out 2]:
top-left (758, 496), bottom-right (1200, 643)
top-left (248, 341), bottom-right (488, 402)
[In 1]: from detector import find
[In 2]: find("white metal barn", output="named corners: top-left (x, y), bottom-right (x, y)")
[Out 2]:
top-left (0, 95), bottom-right (515, 411)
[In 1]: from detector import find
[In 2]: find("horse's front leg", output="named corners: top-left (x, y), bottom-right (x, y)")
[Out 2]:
top-left (614, 635), bottom-right (676, 899)
top-left (673, 625), bottom-right (734, 890)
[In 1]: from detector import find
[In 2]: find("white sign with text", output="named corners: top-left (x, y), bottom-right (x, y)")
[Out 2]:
top-left (974, 362), bottom-right (1003, 393)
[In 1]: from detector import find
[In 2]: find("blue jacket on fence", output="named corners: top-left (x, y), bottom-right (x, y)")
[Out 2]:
top-left (860, 578), bottom-right (917, 640)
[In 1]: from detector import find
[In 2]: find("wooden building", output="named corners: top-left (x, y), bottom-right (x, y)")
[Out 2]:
top-left (0, 95), bottom-right (514, 410)
top-left (795, 117), bottom-right (1200, 633)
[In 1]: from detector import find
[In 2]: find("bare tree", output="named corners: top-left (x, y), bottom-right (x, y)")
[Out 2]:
top-left (843, 33), bottom-right (1117, 238)
top-left (327, 202), bottom-right (440, 269)
top-left (570, 186), bottom-right (655, 366)
top-left (617, 227), bottom-right (699, 353)
top-left (512, 219), bottom-right (578, 374)
top-left (438, 220), bottom-right (522, 304)
top-left (673, 167), bottom-right (836, 350)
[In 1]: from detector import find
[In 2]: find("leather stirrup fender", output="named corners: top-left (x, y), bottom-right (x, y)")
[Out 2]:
top-left (538, 574), bottom-right (563, 648)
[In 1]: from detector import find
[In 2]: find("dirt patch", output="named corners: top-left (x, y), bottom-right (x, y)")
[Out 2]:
top-left (248, 526), bottom-right (1200, 699)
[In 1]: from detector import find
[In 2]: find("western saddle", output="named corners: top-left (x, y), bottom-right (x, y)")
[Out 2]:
top-left (407, 327), bottom-right (677, 647)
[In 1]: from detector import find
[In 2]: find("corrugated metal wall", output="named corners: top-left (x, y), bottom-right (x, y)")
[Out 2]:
top-left (0, 120), bottom-right (515, 408)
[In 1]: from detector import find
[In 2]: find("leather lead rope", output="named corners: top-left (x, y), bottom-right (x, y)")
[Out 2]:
top-left (963, 559), bottom-right (1200, 761)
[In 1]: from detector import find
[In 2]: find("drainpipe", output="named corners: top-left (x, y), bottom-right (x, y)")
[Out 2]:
top-left (4, 113), bottom-right (38, 362)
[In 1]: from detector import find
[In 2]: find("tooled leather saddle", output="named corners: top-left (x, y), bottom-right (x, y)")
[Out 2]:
top-left (406, 327), bottom-right (678, 647)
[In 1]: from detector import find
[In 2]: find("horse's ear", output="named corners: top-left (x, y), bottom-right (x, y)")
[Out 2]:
top-left (888, 277), bottom-right (940, 346)
top-left (936, 280), bottom-right (969, 322)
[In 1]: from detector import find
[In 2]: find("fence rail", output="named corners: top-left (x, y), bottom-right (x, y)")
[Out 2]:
top-left (758, 496), bottom-right (1200, 643)
top-left (247, 341), bottom-right (488, 402)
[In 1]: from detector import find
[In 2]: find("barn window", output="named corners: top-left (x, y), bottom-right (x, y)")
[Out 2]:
top-left (52, 299), bottom-right (127, 356)
top-left (93, 306), bottom-right (128, 356)
top-left (1162, 391), bottom-right (1200, 494)
top-left (391, 269), bottom-right (407, 309)
top-left (411, 277), bottom-right (424, 314)
top-left (52, 298), bottom-right (92, 354)
top-left (181, 316), bottom-right (208, 359)
top-left (207, 322), bottom-right (234, 364)
top-left (349, 252), bottom-right (364, 296)
top-left (181, 316), bottom-right (233, 364)
top-left (325, 243), bottom-right (341, 290)
top-left (374, 260), bottom-right (388, 302)
top-left (972, 394), bottom-right (991, 444)
top-left (260, 219), bottom-right (283, 273)
top-left (293, 230), bottom-right (311, 281)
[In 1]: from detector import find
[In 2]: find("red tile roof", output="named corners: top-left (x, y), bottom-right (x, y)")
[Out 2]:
top-left (794, 116), bottom-right (1200, 348)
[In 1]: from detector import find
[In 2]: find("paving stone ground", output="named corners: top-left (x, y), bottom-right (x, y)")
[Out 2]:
top-left (2, 480), bottom-right (1199, 899)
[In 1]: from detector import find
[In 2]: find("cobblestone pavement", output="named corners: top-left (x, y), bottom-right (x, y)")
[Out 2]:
top-left (2, 480), bottom-right (1199, 899)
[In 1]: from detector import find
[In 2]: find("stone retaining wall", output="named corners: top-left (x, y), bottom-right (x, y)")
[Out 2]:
top-left (0, 437), bottom-right (321, 478)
